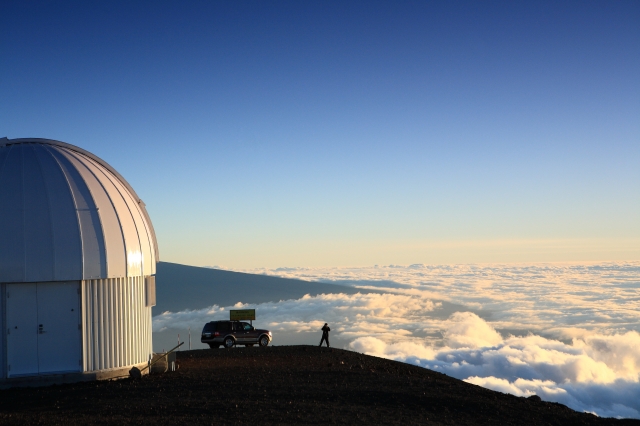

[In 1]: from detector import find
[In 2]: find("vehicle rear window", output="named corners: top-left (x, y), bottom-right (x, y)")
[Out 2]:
top-left (203, 322), bottom-right (217, 332)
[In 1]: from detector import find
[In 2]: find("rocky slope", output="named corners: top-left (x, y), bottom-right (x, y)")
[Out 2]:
top-left (0, 346), bottom-right (637, 425)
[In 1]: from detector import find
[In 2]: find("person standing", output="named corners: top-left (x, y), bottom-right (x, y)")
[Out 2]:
top-left (319, 323), bottom-right (330, 347)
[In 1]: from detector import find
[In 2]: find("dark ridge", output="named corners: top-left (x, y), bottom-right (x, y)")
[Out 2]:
top-left (154, 262), bottom-right (377, 314)
top-left (0, 346), bottom-right (636, 425)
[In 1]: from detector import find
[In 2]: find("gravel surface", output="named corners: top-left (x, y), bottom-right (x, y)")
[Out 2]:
top-left (0, 345), bottom-right (637, 425)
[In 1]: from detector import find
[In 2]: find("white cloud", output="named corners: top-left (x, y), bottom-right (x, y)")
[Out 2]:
top-left (575, 331), bottom-right (640, 382)
top-left (444, 312), bottom-right (503, 349)
top-left (350, 336), bottom-right (437, 360)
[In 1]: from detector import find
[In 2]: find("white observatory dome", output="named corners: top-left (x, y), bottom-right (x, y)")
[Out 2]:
top-left (0, 138), bottom-right (158, 283)
top-left (0, 138), bottom-right (158, 381)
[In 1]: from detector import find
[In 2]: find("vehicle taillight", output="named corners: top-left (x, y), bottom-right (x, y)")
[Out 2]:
top-left (214, 332), bottom-right (220, 336)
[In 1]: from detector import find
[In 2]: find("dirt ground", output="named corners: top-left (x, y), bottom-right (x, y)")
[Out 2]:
top-left (0, 346), bottom-right (637, 425)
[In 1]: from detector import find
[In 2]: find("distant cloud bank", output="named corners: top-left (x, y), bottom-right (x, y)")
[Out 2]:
top-left (153, 262), bottom-right (640, 419)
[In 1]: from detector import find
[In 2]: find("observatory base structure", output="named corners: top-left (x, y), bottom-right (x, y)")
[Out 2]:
top-left (0, 138), bottom-right (159, 385)
top-left (0, 277), bottom-right (153, 383)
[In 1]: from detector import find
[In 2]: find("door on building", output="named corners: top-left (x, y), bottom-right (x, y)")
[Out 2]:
top-left (5, 283), bottom-right (38, 377)
top-left (6, 281), bottom-right (81, 377)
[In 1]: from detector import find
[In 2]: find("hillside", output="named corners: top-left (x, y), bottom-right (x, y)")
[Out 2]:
top-left (154, 262), bottom-right (374, 314)
top-left (0, 346), bottom-right (636, 425)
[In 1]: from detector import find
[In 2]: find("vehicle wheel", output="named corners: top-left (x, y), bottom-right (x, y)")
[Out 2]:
top-left (259, 336), bottom-right (269, 347)
top-left (224, 337), bottom-right (235, 348)
top-left (208, 343), bottom-right (221, 349)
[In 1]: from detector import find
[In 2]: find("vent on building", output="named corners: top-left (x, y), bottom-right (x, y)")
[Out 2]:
top-left (146, 276), bottom-right (156, 307)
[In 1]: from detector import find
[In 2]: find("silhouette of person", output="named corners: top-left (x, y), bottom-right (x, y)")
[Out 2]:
top-left (319, 323), bottom-right (330, 347)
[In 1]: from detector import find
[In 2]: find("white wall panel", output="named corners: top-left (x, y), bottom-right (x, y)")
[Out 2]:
top-left (48, 148), bottom-right (106, 279)
top-left (82, 153), bottom-right (152, 277)
top-left (60, 149), bottom-right (127, 279)
top-left (22, 146), bottom-right (55, 281)
top-left (35, 147), bottom-right (83, 280)
top-left (0, 146), bottom-right (26, 282)
top-left (114, 183), bottom-right (154, 277)
top-left (81, 277), bottom-right (152, 372)
top-left (0, 286), bottom-right (4, 379)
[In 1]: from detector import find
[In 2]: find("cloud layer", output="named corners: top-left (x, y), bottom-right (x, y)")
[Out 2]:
top-left (153, 261), bottom-right (640, 418)
top-left (350, 312), bottom-right (640, 418)
top-left (249, 262), bottom-right (640, 336)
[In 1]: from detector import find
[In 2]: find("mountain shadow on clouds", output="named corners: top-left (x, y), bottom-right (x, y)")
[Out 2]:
top-left (153, 262), bottom-right (379, 314)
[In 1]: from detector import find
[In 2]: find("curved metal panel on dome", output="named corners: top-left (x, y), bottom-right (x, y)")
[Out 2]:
top-left (0, 138), bottom-right (158, 283)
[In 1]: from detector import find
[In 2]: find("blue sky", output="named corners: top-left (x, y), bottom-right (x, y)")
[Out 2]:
top-left (2, 1), bottom-right (639, 267)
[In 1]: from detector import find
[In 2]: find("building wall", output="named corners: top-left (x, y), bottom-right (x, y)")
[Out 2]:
top-left (0, 285), bottom-right (4, 378)
top-left (81, 276), bottom-right (153, 372)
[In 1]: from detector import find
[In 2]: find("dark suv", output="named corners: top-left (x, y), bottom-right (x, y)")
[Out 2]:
top-left (201, 320), bottom-right (272, 348)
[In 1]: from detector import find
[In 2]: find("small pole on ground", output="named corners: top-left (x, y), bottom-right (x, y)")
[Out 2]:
top-left (189, 327), bottom-right (191, 350)
top-left (178, 334), bottom-right (180, 350)
top-left (138, 342), bottom-right (184, 376)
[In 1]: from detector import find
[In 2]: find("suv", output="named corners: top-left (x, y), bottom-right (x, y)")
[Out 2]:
top-left (201, 320), bottom-right (272, 349)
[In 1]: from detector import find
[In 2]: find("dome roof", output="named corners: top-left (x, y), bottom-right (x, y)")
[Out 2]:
top-left (0, 138), bottom-right (158, 283)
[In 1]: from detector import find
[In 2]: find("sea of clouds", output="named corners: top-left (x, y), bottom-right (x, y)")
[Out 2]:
top-left (153, 262), bottom-right (640, 419)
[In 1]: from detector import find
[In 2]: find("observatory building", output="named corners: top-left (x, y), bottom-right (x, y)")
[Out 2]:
top-left (0, 137), bottom-right (158, 381)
